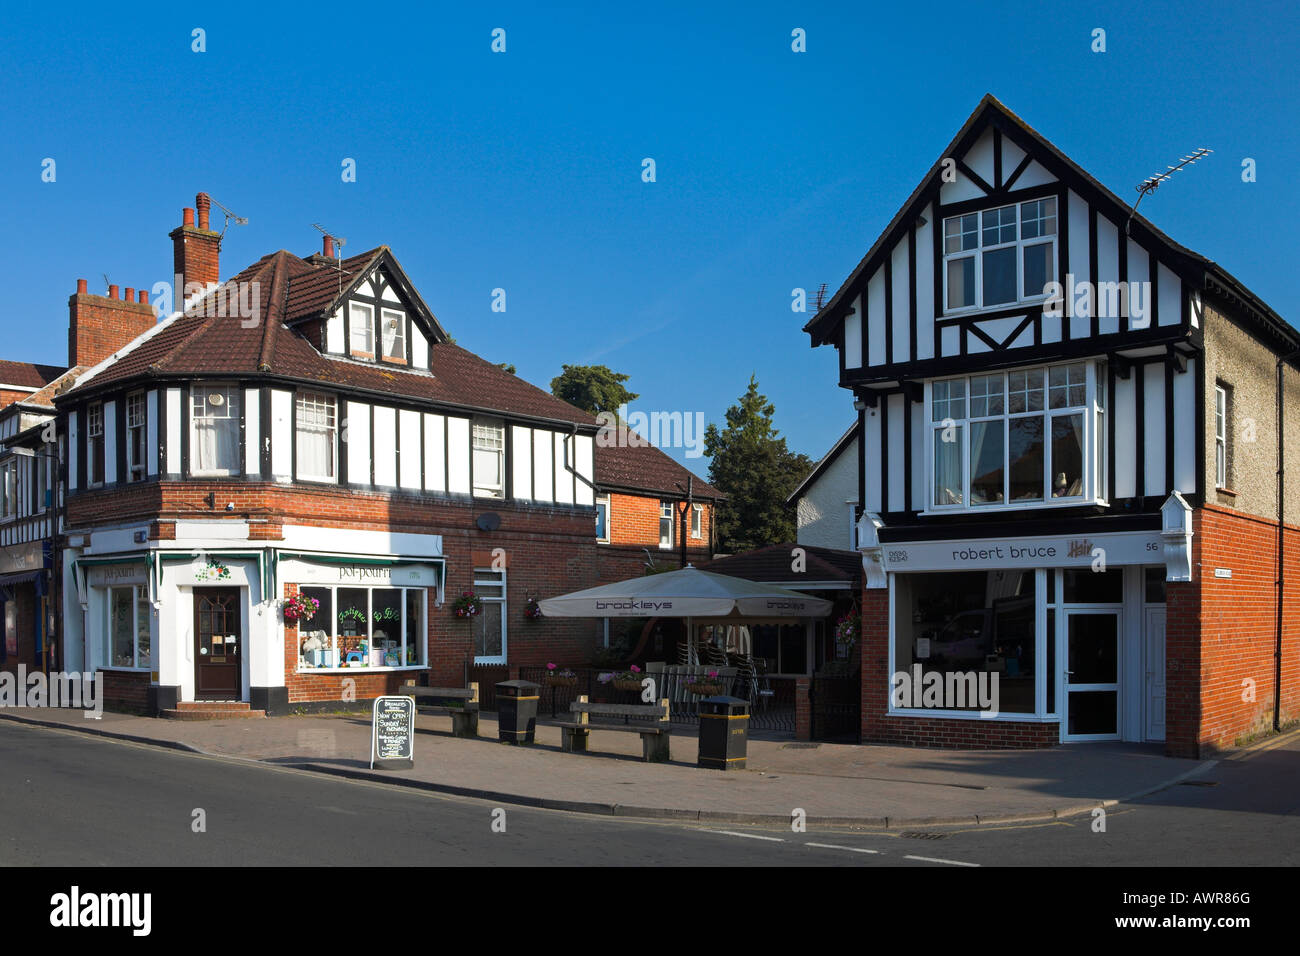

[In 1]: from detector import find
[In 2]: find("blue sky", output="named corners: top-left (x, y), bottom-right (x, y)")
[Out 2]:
top-left (2, 1), bottom-right (1296, 478)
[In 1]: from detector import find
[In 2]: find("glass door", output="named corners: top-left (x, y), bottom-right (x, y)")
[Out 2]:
top-left (1062, 609), bottom-right (1121, 740)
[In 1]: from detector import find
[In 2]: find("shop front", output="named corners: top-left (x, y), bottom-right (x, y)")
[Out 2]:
top-left (859, 499), bottom-right (1190, 746)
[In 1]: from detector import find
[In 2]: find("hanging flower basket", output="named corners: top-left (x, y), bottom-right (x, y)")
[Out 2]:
top-left (282, 594), bottom-right (320, 624)
top-left (544, 663), bottom-right (576, 687)
top-left (834, 613), bottom-right (860, 649)
top-left (451, 591), bottom-right (482, 618)
top-left (524, 598), bottom-right (544, 621)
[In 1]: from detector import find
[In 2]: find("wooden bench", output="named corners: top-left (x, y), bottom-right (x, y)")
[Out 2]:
top-left (400, 681), bottom-right (480, 738)
top-left (557, 694), bottom-right (671, 762)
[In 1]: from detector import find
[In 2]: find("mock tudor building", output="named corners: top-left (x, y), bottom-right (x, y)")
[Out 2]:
top-left (805, 95), bottom-right (1299, 757)
top-left (789, 421), bottom-right (860, 552)
top-left (54, 194), bottom-right (611, 715)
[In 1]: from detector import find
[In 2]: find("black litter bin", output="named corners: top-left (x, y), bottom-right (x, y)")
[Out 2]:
top-left (496, 679), bottom-right (540, 744)
top-left (698, 695), bottom-right (750, 770)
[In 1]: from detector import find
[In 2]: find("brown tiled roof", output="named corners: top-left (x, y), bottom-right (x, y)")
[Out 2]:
top-left (59, 249), bottom-right (596, 427)
top-left (20, 366), bottom-right (87, 409)
top-left (700, 543), bottom-right (861, 584)
top-left (0, 360), bottom-right (65, 390)
top-left (595, 428), bottom-right (722, 498)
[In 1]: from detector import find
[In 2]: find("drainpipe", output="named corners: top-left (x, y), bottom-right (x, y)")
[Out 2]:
top-left (1274, 349), bottom-right (1300, 732)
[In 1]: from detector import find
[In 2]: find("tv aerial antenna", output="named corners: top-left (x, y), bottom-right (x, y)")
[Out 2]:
top-left (1126, 147), bottom-right (1212, 237)
top-left (209, 196), bottom-right (249, 238)
top-left (311, 223), bottom-right (348, 293)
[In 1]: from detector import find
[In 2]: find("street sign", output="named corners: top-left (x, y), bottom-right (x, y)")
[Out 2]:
top-left (370, 696), bottom-right (415, 770)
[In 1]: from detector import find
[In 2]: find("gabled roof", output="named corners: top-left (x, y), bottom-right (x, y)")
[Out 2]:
top-left (595, 426), bottom-right (723, 499)
top-left (804, 93), bottom-right (1295, 354)
top-left (786, 420), bottom-right (860, 505)
top-left (0, 359), bottom-right (65, 390)
top-left (57, 249), bottom-right (596, 428)
top-left (700, 543), bottom-right (861, 586)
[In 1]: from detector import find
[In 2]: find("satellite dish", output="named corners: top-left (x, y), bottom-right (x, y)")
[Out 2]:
top-left (476, 513), bottom-right (501, 532)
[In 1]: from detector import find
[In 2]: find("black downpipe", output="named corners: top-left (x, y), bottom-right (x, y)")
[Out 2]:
top-left (1275, 350), bottom-right (1300, 732)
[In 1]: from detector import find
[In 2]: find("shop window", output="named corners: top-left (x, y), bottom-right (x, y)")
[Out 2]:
top-left (295, 391), bottom-right (337, 482)
top-left (929, 362), bottom-right (1102, 511)
top-left (105, 585), bottom-right (151, 669)
top-left (893, 571), bottom-right (1037, 715)
top-left (126, 391), bottom-right (146, 482)
top-left (381, 309), bottom-right (406, 363)
top-left (595, 496), bottom-right (610, 543)
top-left (472, 422), bottom-right (505, 498)
top-left (659, 502), bottom-right (674, 549)
top-left (473, 568), bottom-right (507, 663)
top-left (190, 384), bottom-right (241, 476)
top-left (691, 503), bottom-right (702, 539)
top-left (295, 584), bottom-right (426, 670)
top-left (87, 402), bottom-right (105, 486)
top-left (1062, 568), bottom-right (1123, 604)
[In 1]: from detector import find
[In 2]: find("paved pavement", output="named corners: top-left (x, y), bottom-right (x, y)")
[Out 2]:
top-left (0, 705), bottom-right (1227, 826)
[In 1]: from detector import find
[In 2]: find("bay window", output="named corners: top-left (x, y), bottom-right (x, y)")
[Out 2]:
top-left (190, 384), bottom-right (241, 476)
top-left (928, 361), bottom-right (1105, 511)
top-left (944, 197), bottom-right (1057, 311)
top-left (296, 584), bottom-right (426, 669)
top-left (295, 391), bottom-right (337, 482)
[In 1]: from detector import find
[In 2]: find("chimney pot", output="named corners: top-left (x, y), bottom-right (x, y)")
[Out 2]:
top-left (196, 192), bottom-right (211, 231)
top-left (76, 278), bottom-right (88, 295)
top-left (139, 289), bottom-right (150, 305)
top-left (323, 235), bottom-right (334, 258)
top-left (108, 284), bottom-right (119, 300)
top-left (124, 287), bottom-right (135, 302)
top-left (182, 207), bottom-right (195, 228)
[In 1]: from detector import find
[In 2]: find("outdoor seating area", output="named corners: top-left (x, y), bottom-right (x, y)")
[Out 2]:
top-left (400, 680), bottom-right (481, 738)
top-left (557, 695), bottom-right (672, 762)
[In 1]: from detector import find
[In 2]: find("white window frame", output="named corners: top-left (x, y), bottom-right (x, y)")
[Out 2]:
top-left (103, 584), bottom-right (152, 671)
top-left (659, 501), bottom-right (674, 550)
top-left (925, 360), bottom-right (1105, 515)
top-left (293, 584), bottom-right (427, 672)
top-left (0, 460), bottom-right (16, 520)
top-left (349, 302), bottom-right (375, 357)
top-left (126, 391), bottom-right (146, 482)
top-left (472, 422), bottom-right (505, 498)
top-left (472, 568), bottom-right (507, 664)
top-left (380, 308), bottom-right (406, 363)
top-left (33, 452), bottom-right (48, 514)
top-left (189, 384), bottom-right (242, 477)
top-left (942, 198), bottom-right (1057, 315)
top-left (596, 496), bottom-right (611, 543)
top-left (1214, 384), bottom-right (1228, 489)
top-left (690, 503), bottom-right (702, 539)
top-left (295, 391), bottom-right (338, 483)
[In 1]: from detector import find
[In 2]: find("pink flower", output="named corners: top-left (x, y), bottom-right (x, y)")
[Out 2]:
top-left (630, 665), bottom-right (641, 673)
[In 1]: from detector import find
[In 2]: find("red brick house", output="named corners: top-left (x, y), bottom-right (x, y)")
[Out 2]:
top-left (53, 194), bottom-right (612, 715)
top-left (804, 95), bottom-right (1300, 756)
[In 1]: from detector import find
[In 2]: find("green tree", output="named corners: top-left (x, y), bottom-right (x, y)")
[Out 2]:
top-left (550, 364), bottom-right (638, 416)
top-left (497, 362), bottom-right (517, 375)
top-left (704, 375), bottom-right (813, 553)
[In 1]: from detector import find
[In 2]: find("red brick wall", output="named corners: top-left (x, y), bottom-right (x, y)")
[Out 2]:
top-left (598, 491), bottom-right (711, 580)
top-left (0, 388), bottom-right (36, 410)
top-left (101, 670), bottom-right (150, 714)
top-left (1185, 504), bottom-right (1300, 755)
top-left (68, 292), bottom-right (156, 367)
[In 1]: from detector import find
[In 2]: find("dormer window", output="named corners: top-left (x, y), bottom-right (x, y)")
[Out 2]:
top-left (349, 303), bottom-right (374, 358)
top-left (380, 309), bottom-right (406, 363)
top-left (944, 198), bottom-right (1056, 312)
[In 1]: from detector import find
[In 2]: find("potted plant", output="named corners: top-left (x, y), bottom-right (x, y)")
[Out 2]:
top-left (835, 612), bottom-right (860, 656)
top-left (282, 594), bottom-right (320, 624)
top-left (451, 590), bottom-right (483, 618)
top-left (544, 662), bottom-right (577, 687)
top-left (685, 669), bottom-right (725, 696)
top-left (524, 598), bottom-right (544, 621)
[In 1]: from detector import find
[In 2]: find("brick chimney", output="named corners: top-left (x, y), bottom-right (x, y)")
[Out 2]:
top-left (68, 277), bottom-right (157, 367)
top-left (169, 191), bottom-right (222, 299)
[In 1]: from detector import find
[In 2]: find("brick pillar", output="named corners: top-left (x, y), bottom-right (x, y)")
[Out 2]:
top-left (860, 585), bottom-right (890, 742)
top-left (1165, 578), bottom-right (1202, 758)
top-left (795, 678), bottom-right (811, 741)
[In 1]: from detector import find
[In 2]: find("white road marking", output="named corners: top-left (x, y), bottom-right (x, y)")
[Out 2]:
top-left (708, 830), bottom-right (785, 842)
top-left (904, 854), bottom-right (979, 867)
top-left (805, 842), bottom-right (881, 855)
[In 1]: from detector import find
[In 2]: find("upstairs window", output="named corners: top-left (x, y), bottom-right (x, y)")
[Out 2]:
top-left (349, 303), bottom-right (375, 358)
top-left (126, 391), bottom-right (146, 482)
top-left (190, 384), bottom-right (241, 476)
top-left (0, 460), bottom-right (15, 518)
top-left (87, 402), bottom-right (105, 486)
top-left (472, 422), bottom-right (505, 498)
top-left (691, 503), bottom-right (703, 539)
top-left (944, 198), bottom-right (1057, 312)
top-left (296, 391), bottom-right (337, 482)
top-left (1215, 383), bottom-right (1232, 489)
top-left (381, 309), bottom-right (406, 363)
top-left (596, 496), bottom-right (610, 543)
top-left (659, 501), bottom-right (674, 549)
top-left (929, 361), bottom-right (1102, 511)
